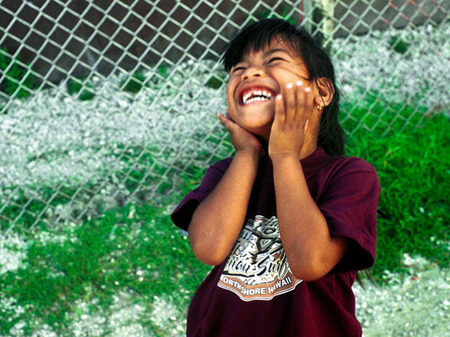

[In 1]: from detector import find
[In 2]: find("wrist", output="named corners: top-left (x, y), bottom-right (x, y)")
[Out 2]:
top-left (237, 145), bottom-right (264, 159)
top-left (270, 153), bottom-right (303, 174)
top-left (235, 147), bottom-right (263, 165)
top-left (269, 152), bottom-right (299, 163)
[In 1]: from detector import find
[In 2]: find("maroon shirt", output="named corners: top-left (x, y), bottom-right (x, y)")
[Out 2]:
top-left (171, 148), bottom-right (380, 337)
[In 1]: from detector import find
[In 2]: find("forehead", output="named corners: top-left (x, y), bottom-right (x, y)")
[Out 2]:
top-left (240, 37), bottom-right (301, 61)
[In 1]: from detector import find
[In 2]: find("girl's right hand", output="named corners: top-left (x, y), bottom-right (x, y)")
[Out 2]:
top-left (218, 113), bottom-right (265, 159)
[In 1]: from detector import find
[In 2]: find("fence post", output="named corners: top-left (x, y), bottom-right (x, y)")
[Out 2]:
top-left (311, 0), bottom-right (335, 53)
top-left (301, 0), bottom-right (312, 31)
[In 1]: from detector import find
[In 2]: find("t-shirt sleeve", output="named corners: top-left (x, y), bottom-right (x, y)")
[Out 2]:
top-left (319, 158), bottom-right (381, 273)
top-left (170, 159), bottom-right (231, 231)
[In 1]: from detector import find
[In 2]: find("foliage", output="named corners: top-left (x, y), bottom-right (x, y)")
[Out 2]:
top-left (120, 65), bottom-right (172, 93)
top-left (256, 6), bottom-right (296, 25)
top-left (67, 77), bottom-right (95, 101)
top-left (0, 47), bottom-right (35, 100)
top-left (158, 64), bottom-right (171, 79)
top-left (120, 71), bottom-right (147, 93)
top-left (389, 36), bottom-right (409, 54)
top-left (334, 23), bottom-right (449, 111)
top-left (205, 73), bottom-right (226, 89)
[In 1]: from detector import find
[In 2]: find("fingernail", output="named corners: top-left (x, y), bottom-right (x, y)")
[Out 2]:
top-left (286, 83), bottom-right (293, 89)
top-left (276, 95), bottom-right (282, 101)
top-left (305, 87), bottom-right (311, 92)
top-left (296, 80), bottom-right (303, 86)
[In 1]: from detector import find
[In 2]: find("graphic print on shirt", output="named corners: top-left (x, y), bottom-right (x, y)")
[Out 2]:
top-left (218, 215), bottom-right (302, 301)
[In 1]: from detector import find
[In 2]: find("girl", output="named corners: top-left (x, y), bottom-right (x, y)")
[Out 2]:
top-left (171, 18), bottom-right (380, 337)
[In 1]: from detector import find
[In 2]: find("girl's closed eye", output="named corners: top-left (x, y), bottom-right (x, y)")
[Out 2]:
top-left (267, 57), bottom-right (285, 65)
top-left (233, 66), bottom-right (246, 72)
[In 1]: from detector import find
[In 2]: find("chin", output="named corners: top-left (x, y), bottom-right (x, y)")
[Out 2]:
top-left (243, 124), bottom-right (272, 141)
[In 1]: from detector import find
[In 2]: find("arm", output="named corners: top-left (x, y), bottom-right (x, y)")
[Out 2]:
top-left (188, 114), bottom-right (263, 266)
top-left (272, 155), bottom-right (348, 281)
top-left (269, 81), bottom-right (348, 281)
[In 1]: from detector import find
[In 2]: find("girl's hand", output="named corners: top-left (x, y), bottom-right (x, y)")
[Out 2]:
top-left (268, 81), bottom-right (314, 159)
top-left (218, 113), bottom-right (265, 159)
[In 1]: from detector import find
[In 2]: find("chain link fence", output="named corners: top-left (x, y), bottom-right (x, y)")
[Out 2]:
top-left (0, 0), bottom-right (448, 232)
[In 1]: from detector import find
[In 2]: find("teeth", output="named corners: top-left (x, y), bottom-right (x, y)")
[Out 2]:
top-left (242, 89), bottom-right (273, 105)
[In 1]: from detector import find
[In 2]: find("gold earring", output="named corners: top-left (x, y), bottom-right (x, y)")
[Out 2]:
top-left (317, 104), bottom-right (323, 111)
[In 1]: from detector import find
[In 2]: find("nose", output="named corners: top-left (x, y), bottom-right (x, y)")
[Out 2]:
top-left (241, 66), bottom-right (265, 81)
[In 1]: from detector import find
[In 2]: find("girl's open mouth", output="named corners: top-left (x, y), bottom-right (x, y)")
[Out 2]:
top-left (240, 87), bottom-right (276, 105)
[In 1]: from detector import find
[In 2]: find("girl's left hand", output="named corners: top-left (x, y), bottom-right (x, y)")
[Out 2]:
top-left (268, 81), bottom-right (314, 159)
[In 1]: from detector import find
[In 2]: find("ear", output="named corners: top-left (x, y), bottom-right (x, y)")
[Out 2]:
top-left (314, 77), bottom-right (334, 108)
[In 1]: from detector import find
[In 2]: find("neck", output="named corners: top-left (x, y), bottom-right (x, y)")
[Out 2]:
top-left (300, 124), bottom-right (320, 159)
top-left (299, 141), bottom-right (318, 160)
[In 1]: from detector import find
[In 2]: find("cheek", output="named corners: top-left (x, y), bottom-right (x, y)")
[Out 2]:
top-left (226, 81), bottom-right (238, 105)
top-left (226, 84), bottom-right (232, 100)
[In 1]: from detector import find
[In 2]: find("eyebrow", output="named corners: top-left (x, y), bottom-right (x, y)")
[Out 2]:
top-left (262, 48), bottom-right (292, 58)
top-left (232, 48), bottom-right (293, 68)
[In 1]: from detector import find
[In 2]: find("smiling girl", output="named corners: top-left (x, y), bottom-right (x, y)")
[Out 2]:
top-left (171, 18), bottom-right (380, 337)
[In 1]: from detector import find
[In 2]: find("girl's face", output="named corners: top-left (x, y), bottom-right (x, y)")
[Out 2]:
top-left (226, 38), bottom-right (318, 140)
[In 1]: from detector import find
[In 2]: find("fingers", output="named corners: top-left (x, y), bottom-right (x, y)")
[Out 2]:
top-left (218, 113), bottom-right (234, 133)
top-left (218, 112), bottom-right (245, 136)
top-left (275, 94), bottom-right (285, 123)
top-left (218, 112), bottom-right (264, 156)
top-left (276, 81), bottom-right (313, 125)
top-left (218, 112), bottom-right (227, 126)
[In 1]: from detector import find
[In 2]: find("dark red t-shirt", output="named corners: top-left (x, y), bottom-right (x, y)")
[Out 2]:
top-left (171, 148), bottom-right (380, 337)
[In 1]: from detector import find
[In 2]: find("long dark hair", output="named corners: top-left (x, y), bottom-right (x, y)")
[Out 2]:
top-left (222, 18), bottom-right (345, 156)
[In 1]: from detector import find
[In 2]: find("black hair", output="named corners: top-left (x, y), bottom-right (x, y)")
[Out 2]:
top-left (222, 18), bottom-right (346, 156)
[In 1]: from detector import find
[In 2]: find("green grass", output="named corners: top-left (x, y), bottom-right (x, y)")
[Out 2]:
top-left (340, 89), bottom-right (429, 135)
top-left (346, 113), bottom-right (449, 279)
top-left (0, 203), bottom-right (211, 334)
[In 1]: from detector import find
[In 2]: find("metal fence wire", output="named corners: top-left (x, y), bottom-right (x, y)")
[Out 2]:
top-left (0, 0), bottom-right (448, 232)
